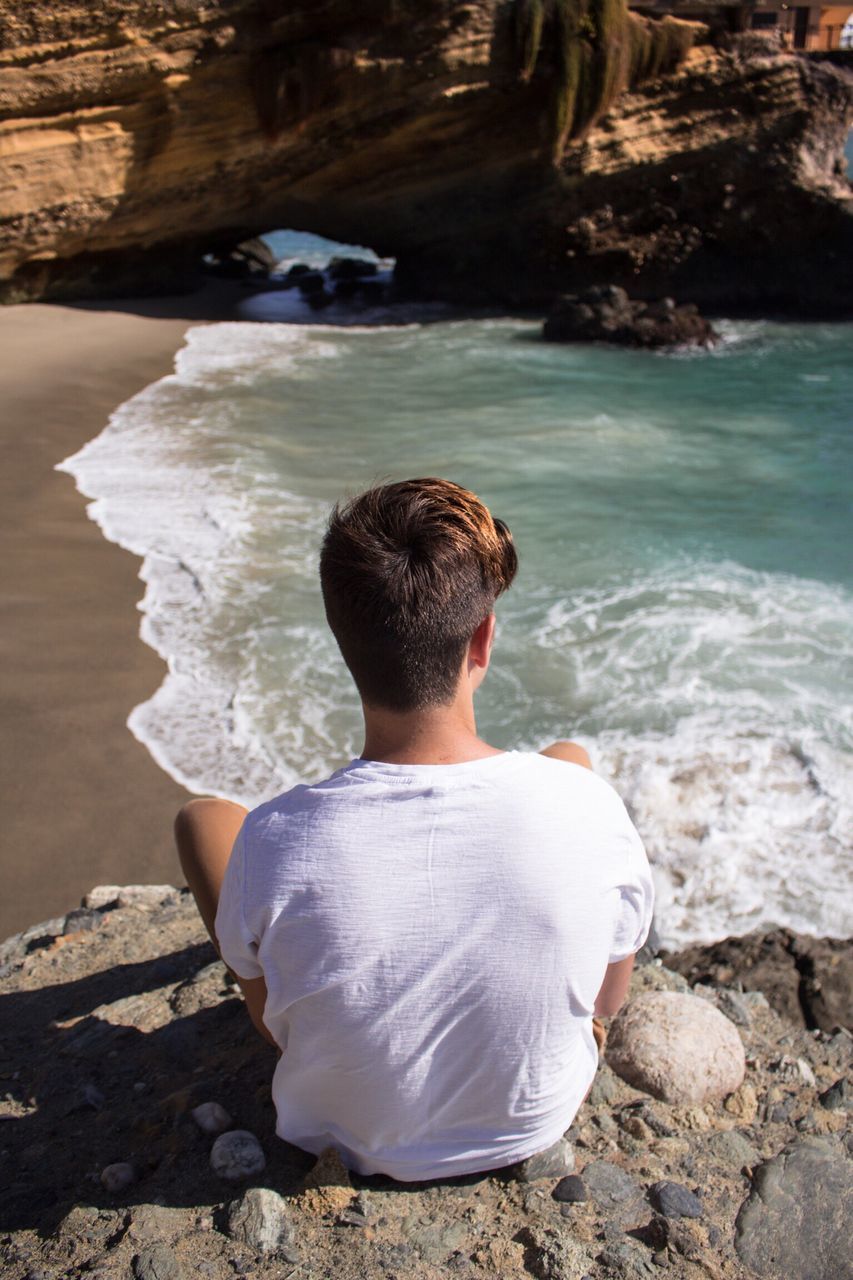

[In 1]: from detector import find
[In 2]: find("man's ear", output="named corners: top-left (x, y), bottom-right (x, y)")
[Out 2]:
top-left (469, 613), bottom-right (496, 673)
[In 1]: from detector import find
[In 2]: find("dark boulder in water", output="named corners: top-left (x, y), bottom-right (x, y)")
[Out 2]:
top-left (306, 288), bottom-right (334, 310)
top-left (662, 928), bottom-right (853, 1031)
top-left (296, 270), bottom-right (327, 295)
top-left (543, 286), bottom-right (718, 350)
top-left (332, 276), bottom-right (388, 303)
top-left (203, 237), bottom-right (277, 280)
top-left (327, 257), bottom-right (378, 281)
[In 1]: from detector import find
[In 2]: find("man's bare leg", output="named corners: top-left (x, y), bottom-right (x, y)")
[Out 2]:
top-left (174, 797), bottom-right (277, 1047)
top-left (174, 797), bottom-right (248, 953)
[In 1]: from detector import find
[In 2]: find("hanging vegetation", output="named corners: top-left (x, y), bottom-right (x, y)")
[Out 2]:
top-left (514, 0), bottom-right (547, 81)
top-left (512, 0), bottom-right (696, 153)
top-left (250, 42), bottom-right (355, 140)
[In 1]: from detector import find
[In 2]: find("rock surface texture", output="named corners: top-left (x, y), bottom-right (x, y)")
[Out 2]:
top-left (606, 990), bottom-right (746, 1103)
top-left (734, 1136), bottom-right (853, 1280)
top-left (0, 889), bottom-right (850, 1280)
top-left (0, 3), bottom-right (851, 312)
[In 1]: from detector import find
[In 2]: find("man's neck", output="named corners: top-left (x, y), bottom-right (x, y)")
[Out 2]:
top-left (360, 698), bottom-right (501, 766)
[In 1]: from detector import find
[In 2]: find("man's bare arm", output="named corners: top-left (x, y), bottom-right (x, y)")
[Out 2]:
top-left (539, 739), bottom-right (636, 1018)
top-left (594, 954), bottom-right (635, 1017)
top-left (236, 973), bottom-right (278, 1049)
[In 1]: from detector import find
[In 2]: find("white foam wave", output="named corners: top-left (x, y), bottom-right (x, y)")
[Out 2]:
top-left (507, 560), bottom-right (853, 947)
top-left (58, 320), bottom-right (853, 950)
top-left (58, 323), bottom-right (337, 802)
top-left (526, 561), bottom-right (853, 743)
top-left (595, 724), bottom-right (852, 948)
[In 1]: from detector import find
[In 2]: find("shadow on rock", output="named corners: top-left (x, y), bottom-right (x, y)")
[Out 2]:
top-left (0, 942), bottom-right (313, 1236)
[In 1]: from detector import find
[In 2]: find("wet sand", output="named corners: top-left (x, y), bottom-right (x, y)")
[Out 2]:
top-left (0, 285), bottom-right (243, 940)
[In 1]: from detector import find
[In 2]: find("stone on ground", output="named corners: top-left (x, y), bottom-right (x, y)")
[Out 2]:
top-left (516, 1137), bottom-right (574, 1182)
top-left (191, 1101), bottom-right (232, 1134)
top-left (100, 1162), bottom-right (135, 1193)
top-left (649, 1180), bottom-right (703, 1218)
top-left (582, 1160), bottom-right (642, 1212)
top-left (132, 1242), bottom-right (185, 1280)
top-left (606, 991), bottom-right (746, 1104)
top-left (209, 1130), bottom-right (265, 1180)
top-left (552, 1173), bottom-right (587, 1203)
top-left (734, 1136), bottom-right (853, 1279)
top-left (819, 1078), bottom-right (852, 1111)
top-left (227, 1187), bottom-right (299, 1259)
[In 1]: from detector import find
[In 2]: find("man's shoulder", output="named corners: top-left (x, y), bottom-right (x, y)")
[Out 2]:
top-left (520, 752), bottom-right (628, 810)
top-left (243, 766), bottom-right (351, 833)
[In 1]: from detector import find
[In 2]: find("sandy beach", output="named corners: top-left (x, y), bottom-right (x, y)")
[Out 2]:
top-left (0, 284), bottom-right (243, 940)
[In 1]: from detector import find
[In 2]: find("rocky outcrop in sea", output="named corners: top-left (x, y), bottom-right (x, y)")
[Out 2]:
top-left (1, 887), bottom-right (850, 1280)
top-left (543, 286), bottom-right (718, 349)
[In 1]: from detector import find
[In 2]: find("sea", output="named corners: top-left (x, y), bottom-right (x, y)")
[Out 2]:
top-left (59, 228), bottom-right (853, 952)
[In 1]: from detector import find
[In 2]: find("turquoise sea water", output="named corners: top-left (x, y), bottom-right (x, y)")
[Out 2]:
top-left (61, 232), bottom-right (853, 948)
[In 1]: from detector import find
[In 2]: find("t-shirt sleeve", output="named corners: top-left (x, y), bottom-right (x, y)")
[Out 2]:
top-left (608, 815), bottom-right (655, 964)
top-left (214, 824), bottom-right (264, 980)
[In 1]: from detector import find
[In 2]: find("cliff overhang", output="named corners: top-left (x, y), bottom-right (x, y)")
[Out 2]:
top-left (0, 2), bottom-right (851, 314)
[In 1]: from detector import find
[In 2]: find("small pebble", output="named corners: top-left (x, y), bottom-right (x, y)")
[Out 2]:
top-left (100, 1162), bottom-right (135, 1193)
top-left (552, 1174), bottom-right (587, 1203)
top-left (132, 1242), bottom-right (186, 1280)
top-left (582, 1159), bottom-right (641, 1209)
top-left (338, 1190), bottom-right (371, 1226)
top-left (516, 1137), bottom-right (574, 1182)
top-left (649, 1180), bottom-right (703, 1219)
top-left (210, 1130), bottom-right (266, 1181)
top-left (82, 1082), bottom-right (105, 1110)
top-left (192, 1101), bottom-right (232, 1134)
top-left (819, 1078), bottom-right (852, 1111)
top-left (717, 989), bottom-right (752, 1028)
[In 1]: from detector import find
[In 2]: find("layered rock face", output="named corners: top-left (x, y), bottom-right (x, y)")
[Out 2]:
top-left (0, 0), bottom-right (851, 311)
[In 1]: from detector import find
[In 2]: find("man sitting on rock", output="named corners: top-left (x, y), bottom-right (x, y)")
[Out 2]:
top-left (174, 477), bottom-right (653, 1181)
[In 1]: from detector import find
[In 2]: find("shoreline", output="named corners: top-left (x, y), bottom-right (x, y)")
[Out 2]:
top-left (0, 282), bottom-right (244, 939)
top-left (3, 287), bottom-right (851, 947)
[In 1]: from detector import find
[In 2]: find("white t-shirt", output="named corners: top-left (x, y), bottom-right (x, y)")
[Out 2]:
top-left (215, 751), bottom-right (653, 1181)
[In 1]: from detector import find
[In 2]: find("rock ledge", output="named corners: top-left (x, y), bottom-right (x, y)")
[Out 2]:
top-left (0, 889), bottom-right (849, 1280)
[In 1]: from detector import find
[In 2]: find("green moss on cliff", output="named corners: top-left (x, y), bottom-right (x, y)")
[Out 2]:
top-left (514, 0), bottom-right (546, 81)
top-left (512, 0), bottom-right (696, 152)
top-left (250, 41), bottom-right (354, 139)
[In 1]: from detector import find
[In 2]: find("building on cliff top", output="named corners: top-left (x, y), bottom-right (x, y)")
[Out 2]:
top-left (631, 0), bottom-right (853, 48)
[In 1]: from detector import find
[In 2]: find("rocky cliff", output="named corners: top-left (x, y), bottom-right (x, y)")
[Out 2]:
top-left (0, 1), bottom-right (851, 312)
top-left (0, 887), bottom-right (850, 1280)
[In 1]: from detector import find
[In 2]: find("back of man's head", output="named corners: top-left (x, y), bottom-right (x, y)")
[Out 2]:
top-left (320, 478), bottom-right (517, 712)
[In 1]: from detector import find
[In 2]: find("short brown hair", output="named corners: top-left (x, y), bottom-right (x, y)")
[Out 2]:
top-left (320, 478), bottom-right (517, 711)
